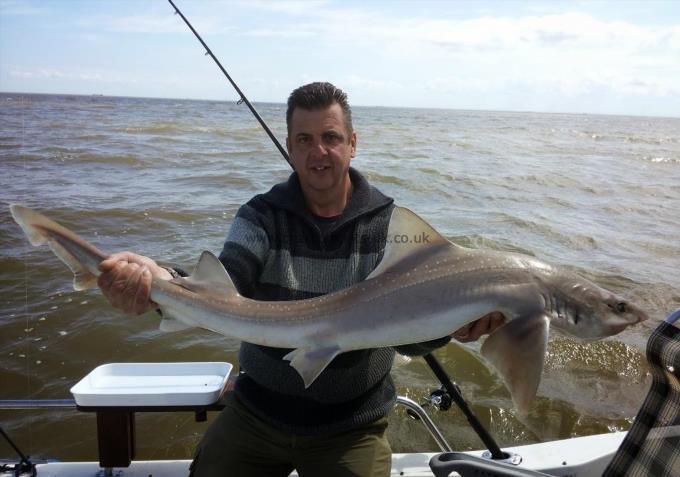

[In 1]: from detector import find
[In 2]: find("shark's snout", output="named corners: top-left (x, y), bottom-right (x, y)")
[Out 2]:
top-left (635, 309), bottom-right (650, 323)
top-left (602, 299), bottom-right (648, 336)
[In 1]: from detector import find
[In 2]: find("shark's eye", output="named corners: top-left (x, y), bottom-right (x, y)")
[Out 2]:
top-left (616, 302), bottom-right (628, 313)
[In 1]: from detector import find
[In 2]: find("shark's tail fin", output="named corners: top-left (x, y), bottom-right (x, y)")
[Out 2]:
top-left (10, 204), bottom-right (107, 291)
top-left (10, 204), bottom-right (53, 246)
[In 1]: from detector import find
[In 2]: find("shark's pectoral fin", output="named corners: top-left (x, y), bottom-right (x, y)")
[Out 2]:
top-left (159, 313), bottom-right (194, 332)
top-left (481, 313), bottom-right (550, 415)
top-left (283, 345), bottom-right (342, 388)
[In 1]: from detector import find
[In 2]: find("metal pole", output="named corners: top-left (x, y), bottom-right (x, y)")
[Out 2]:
top-left (396, 396), bottom-right (452, 452)
top-left (0, 399), bottom-right (77, 409)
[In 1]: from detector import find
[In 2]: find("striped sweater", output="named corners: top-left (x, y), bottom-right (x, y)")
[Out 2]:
top-left (218, 167), bottom-right (449, 435)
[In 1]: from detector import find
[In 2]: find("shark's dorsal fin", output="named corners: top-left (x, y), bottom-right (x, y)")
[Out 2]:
top-left (156, 252), bottom-right (241, 334)
top-left (177, 251), bottom-right (240, 300)
top-left (367, 206), bottom-right (454, 279)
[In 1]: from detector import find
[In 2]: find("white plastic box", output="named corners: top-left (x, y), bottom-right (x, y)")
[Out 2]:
top-left (70, 362), bottom-right (232, 407)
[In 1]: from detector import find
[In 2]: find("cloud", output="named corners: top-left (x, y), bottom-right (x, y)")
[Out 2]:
top-left (342, 75), bottom-right (404, 92)
top-left (325, 10), bottom-right (679, 100)
top-left (11, 68), bottom-right (69, 80)
top-left (338, 11), bottom-right (680, 53)
top-left (9, 66), bottom-right (116, 82)
top-left (75, 10), bottom-right (227, 36)
top-left (237, 0), bottom-right (331, 16)
top-left (7, 66), bottom-right (188, 87)
top-left (242, 27), bottom-right (316, 39)
top-left (217, 5), bottom-right (680, 110)
top-left (106, 15), bottom-right (195, 34)
top-left (0, 0), bottom-right (47, 16)
top-left (2, 1), bottom-right (678, 115)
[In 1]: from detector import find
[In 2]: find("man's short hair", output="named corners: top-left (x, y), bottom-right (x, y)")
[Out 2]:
top-left (286, 82), bottom-right (353, 137)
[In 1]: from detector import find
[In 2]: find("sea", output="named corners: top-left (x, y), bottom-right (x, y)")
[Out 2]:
top-left (1, 92), bottom-right (679, 461)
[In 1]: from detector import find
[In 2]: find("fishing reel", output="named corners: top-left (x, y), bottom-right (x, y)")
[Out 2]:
top-left (407, 385), bottom-right (454, 420)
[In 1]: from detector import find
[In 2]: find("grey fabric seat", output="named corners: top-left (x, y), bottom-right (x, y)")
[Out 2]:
top-left (602, 309), bottom-right (680, 477)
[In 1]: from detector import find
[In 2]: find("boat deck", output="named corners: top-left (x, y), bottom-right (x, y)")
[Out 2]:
top-left (3, 432), bottom-right (625, 477)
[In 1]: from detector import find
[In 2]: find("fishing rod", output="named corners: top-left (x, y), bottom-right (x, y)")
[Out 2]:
top-left (167, 0), bottom-right (292, 168)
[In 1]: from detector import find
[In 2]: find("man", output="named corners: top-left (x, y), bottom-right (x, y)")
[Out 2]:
top-left (98, 82), bottom-right (504, 477)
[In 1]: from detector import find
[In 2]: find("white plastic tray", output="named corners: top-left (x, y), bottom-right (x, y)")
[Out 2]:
top-left (70, 362), bottom-right (232, 407)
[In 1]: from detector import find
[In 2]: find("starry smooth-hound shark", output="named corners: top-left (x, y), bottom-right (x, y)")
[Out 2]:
top-left (10, 204), bottom-right (647, 413)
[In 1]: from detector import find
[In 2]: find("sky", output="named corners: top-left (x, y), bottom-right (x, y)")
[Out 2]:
top-left (1, 0), bottom-right (679, 117)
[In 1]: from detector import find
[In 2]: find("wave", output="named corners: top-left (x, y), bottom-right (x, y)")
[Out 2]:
top-left (76, 153), bottom-right (147, 166)
top-left (625, 135), bottom-right (678, 145)
top-left (449, 234), bottom-right (535, 255)
top-left (115, 123), bottom-right (184, 135)
top-left (492, 212), bottom-right (598, 250)
top-left (364, 171), bottom-right (414, 189)
top-left (165, 174), bottom-right (254, 188)
top-left (73, 134), bottom-right (110, 141)
top-left (572, 130), bottom-right (607, 140)
top-left (17, 151), bottom-right (146, 167)
top-left (112, 123), bottom-right (268, 141)
top-left (89, 104), bottom-right (117, 110)
top-left (644, 156), bottom-right (679, 164)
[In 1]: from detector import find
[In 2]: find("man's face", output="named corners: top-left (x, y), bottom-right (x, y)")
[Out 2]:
top-left (286, 102), bottom-right (356, 195)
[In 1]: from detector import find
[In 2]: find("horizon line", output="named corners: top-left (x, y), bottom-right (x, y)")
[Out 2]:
top-left (1, 90), bottom-right (678, 121)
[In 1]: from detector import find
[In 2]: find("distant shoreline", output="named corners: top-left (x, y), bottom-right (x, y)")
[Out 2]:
top-left (1, 91), bottom-right (678, 120)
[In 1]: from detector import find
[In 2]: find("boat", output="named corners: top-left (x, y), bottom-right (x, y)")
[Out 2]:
top-left (0, 433), bottom-right (628, 477)
top-left (0, 385), bottom-right (626, 477)
top-left (3, 310), bottom-right (678, 477)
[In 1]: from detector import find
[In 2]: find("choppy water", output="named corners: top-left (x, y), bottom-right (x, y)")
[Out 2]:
top-left (1, 93), bottom-right (679, 460)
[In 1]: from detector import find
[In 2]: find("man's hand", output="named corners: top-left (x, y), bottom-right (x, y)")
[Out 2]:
top-left (97, 252), bottom-right (173, 315)
top-left (452, 311), bottom-right (506, 342)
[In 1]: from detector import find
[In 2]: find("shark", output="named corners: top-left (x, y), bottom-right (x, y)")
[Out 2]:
top-left (10, 204), bottom-right (648, 413)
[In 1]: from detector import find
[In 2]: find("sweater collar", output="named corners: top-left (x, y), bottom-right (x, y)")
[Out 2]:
top-left (261, 167), bottom-right (393, 227)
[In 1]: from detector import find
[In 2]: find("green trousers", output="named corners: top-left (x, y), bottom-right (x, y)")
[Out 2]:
top-left (189, 393), bottom-right (392, 477)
